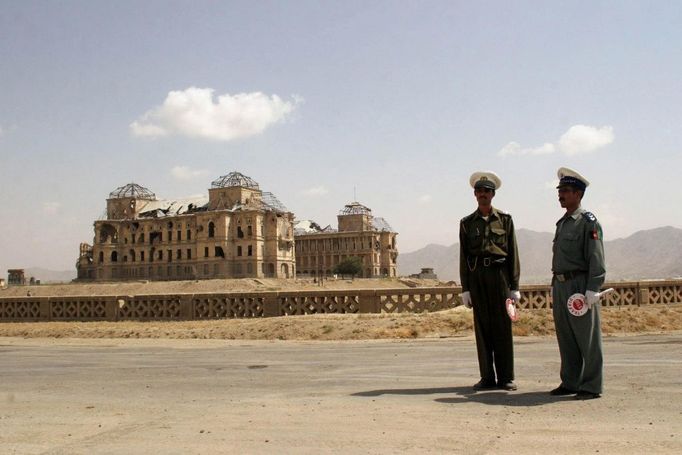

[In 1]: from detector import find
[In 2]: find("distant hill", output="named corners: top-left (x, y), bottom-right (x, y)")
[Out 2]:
top-left (24, 267), bottom-right (76, 284)
top-left (397, 226), bottom-right (682, 284)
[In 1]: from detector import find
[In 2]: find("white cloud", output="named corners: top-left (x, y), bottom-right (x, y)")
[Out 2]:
top-left (544, 179), bottom-right (560, 189)
top-left (170, 165), bottom-right (208, 181)
top-left (498, 141), bottom-right (555, 157)
top-left (498, 124), bottom-right (613, 157)
top-left (130, 87), bottom-right (301, 141)
top-left (418, 194), bottom-right (432, 203)
top-left (557, 125), bottom-right (614, 155)
top-left (302, 186), bottom-right (329, 196)
top-left (43, 202), bottom-right (61, 215)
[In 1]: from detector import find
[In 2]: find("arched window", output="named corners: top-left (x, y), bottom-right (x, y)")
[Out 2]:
top-left (98, 252), bottom-right (104, 263)
top-left (111, 251), bottom-right (118, 262)
top-left (208, 221), bottom-right (215, 238)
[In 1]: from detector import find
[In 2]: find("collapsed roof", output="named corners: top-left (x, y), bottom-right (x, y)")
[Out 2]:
top-left (294, 219), bottom-right (331, 235)
top-left (339, 201), bottom-right (372, 215)
top-left (108, 171), bottom-right (289, 219)
top-left (295, 201), bottom-right (395, 235)
top-left (136, 196), bottom-right (209, 218)
top-left (372, 217), bottom-right (393, 232)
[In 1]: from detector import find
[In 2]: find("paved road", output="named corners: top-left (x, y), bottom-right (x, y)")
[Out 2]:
top-left (1, 334), bottom-right (681, 454)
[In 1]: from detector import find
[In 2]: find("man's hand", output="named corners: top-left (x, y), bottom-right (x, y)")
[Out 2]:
top-left (509, 290), bottom-right (521, 303)
top-left (460, 291), bottom-right (472, 308)
top-left (586, 290), bottom-right (599, 309)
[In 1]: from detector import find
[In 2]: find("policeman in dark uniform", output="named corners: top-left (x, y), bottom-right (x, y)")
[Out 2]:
top-left (459, 171), bottom-right (521, 391)
top-left (550, 167), bottom-right (606, 400)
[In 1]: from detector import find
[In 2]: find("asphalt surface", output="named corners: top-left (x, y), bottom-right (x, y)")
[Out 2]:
top-left (1, 334), bottom-right (681, 454)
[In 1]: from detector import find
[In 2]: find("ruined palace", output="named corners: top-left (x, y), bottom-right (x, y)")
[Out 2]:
top-left (77, 172), bottom-right (296, 281)
top-left (294, 202), bottom-right (398, 278)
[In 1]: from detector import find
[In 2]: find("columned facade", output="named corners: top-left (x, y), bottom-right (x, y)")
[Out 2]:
top-left (77, 172), bottom-right (295, 281)
top-left (294, 202), bottom-right (398, 278)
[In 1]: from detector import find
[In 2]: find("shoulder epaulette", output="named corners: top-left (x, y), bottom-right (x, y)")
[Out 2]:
top-left (582, 211), bottom-right (597, 222)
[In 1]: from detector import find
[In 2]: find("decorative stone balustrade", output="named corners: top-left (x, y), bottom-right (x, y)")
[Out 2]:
top-left (1, 280), bottom-right (680, 321)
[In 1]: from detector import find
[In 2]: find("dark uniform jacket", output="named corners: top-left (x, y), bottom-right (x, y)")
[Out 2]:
top-left (459, 207), bottom-right (520, 292)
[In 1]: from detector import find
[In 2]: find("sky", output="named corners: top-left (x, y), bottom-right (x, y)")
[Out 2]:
top-left (1, 0), bottom-right (681, 273)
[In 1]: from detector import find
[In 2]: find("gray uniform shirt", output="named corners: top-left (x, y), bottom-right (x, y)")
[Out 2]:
top-left (552, 206), bottom-right (606, 292)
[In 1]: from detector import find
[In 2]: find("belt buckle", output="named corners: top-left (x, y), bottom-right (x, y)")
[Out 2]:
top-left (483, 257), bottom-right (491, 267)
top-left (556, 274), bottom-right (566, 282)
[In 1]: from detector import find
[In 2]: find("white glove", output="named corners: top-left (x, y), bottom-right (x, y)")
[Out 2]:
top-left (460, 291), bottom-right (472, 308)
top-left (509, 290), bottom-right (521, 303)
top-left (585, 290), bottom-right (599, 309)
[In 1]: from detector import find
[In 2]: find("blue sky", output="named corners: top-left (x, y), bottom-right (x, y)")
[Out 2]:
top-left (1, 0), bottom-right (681, 273)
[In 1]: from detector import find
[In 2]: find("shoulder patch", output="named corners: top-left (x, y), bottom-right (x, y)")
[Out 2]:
top-left (582, 211), bottom-right (596, 222)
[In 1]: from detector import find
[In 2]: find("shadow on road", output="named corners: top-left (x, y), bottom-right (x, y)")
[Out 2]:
top-left (352, 386), bottom-right (572, 407)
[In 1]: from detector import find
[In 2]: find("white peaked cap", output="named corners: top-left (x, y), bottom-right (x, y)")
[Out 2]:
top-left (557, 167), bottom-right (590, 189)
top-left (469, 171), bottom-right (502, 190)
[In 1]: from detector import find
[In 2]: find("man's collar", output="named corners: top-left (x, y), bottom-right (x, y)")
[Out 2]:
top-left (476, 206), bottom-right (500, 219)
top-left (556, 206), bottom-right (583, 224)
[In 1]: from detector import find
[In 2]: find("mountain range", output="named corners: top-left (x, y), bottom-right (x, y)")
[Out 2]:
top-left (397, 226), bottom-right (682, 284)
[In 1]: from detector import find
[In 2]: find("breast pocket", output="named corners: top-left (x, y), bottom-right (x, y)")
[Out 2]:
top-left (558, 231), bottom-right (579, 255)
top-left (490, 227), bottom-right (506, 247)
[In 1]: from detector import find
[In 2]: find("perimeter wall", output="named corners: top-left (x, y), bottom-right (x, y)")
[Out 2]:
top-left (0, 280), bottom-right (680, 321)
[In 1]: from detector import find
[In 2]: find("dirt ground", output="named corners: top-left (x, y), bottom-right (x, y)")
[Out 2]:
top-left (2, 334), bottom-right (681, 454)
top-left (1, 305), bottom-right (680, 340)
top-left (0, 277), bottom-right (448, 297)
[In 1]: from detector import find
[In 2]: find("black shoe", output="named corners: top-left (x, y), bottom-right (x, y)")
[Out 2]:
top-left (550, 385), bottom-right (576, 396)
top-left (575, 391), bottom-right (601, 400)
top-left (498, 381), bottom-right (517, 391)
top-left (473, 379), bottom-right (497, 391)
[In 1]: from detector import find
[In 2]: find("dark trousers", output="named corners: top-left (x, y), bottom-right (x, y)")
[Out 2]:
top-left (469, 265), bottom-right (514, 383)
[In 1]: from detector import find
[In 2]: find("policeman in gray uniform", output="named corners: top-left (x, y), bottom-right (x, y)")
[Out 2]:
top-left (550, 167), bottom-right (606, 400)
top-left (460, 171), bottom-right (521, 392)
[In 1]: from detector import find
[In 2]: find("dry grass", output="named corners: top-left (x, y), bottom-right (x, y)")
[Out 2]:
top-left (1, 304), bottom-right (680, 341)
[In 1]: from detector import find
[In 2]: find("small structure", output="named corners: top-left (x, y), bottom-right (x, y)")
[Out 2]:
top-left (7, 269), bottom-right (26, 286)
top-left (410, 268), bottom-right (438, 280)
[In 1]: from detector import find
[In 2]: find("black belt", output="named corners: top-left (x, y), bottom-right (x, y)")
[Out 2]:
top-left (553, 270), bottom-right (586, 282)
top-left (479, 256), bottom-right (506, 267)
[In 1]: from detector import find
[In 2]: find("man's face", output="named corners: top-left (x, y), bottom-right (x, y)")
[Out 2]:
top-left (474, 187), bottom-right (495, 206)
top-left (558, 186), bottom-right (581, 209)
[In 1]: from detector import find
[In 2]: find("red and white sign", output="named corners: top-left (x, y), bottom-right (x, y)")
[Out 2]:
top-left (567, 293), bottom-right (588, 317)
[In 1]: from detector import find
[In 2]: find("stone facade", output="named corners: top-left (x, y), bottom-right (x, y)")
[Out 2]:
top-left (294, 202), bottom-right (398, 278)
top-left (77, 172), bottom-right (296, 281)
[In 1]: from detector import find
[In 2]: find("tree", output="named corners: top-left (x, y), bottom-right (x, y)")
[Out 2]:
top-left (333, 256), bottom-right (363, 279)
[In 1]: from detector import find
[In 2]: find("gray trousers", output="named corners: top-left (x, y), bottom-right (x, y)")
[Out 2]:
top-left (552, 275), bottom-right (603, 394)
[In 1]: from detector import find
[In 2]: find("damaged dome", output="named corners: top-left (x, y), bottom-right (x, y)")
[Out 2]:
top-left (210, 171), bottom-right (260, 189)
top-left (108, 183), bottom-right (156, 200)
